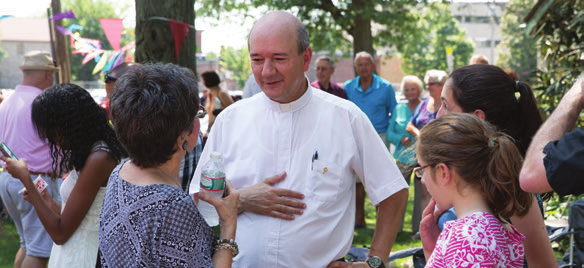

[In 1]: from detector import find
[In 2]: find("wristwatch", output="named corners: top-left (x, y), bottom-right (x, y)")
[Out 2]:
top-left (365, 256), bottom-right (385, 268)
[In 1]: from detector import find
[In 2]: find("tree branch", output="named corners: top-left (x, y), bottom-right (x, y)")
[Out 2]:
top-left (317, 0), bottom-right (352, 34)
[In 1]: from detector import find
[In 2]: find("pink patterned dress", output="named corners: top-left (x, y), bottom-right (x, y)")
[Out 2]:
top-left (426, 211), bottom-right (525, 268)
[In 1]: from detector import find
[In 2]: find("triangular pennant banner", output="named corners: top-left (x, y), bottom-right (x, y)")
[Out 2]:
top-left (82, 50), bottom-right (104, 65)
top-left (99, 18), bottom-right (123, 51)
top-left (50, 10), bottom-right (75, 20)
top-left (55, 25), bottom-right (71, 36)
top-left (112, 50), bottom-right (125, 70)
top-left (168, 19), bottom-right (190, 59)
top-left (102, 51), bottom-right (120, 74)
top-left (120, 41), bottom-right (135, 52)
top-left (124, 48), bottom-right (134, 62)
top-left (93, 51), bottom-right (110, 74)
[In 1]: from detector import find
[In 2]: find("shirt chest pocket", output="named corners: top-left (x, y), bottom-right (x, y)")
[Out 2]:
top-left (307, 160), bottom-right (350, 201)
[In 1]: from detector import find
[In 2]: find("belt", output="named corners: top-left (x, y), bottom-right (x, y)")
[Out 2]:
top-left (29, 171), bottom-right (54, 178)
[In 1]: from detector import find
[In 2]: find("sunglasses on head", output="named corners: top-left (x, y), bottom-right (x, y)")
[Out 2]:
top-left (104, 73), bottom-right (117, 84)
top-left (196, 105), bottom-right (207, 119)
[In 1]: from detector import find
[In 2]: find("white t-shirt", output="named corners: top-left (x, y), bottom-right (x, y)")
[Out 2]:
top-left (190, 84), bottom-right (407, 267)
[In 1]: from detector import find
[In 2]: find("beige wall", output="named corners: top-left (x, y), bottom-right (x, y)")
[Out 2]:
top-left (0, 41), bottom-right (51, 89)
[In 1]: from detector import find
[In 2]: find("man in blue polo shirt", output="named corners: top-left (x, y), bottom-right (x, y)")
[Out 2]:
top-left (345, 51), bottom-right (397, 147)
top-left (344, 51), bottom-right (397, 228)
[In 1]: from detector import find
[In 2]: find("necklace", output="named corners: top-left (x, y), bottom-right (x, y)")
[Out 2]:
top-left (157, 167), bottom-right (181, 188)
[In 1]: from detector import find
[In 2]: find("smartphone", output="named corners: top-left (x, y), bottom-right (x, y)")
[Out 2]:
top-left (0, 142), bottom-right (19, 160)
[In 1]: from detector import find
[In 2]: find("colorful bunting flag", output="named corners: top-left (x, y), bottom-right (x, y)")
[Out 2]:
top-left (51, 13), bottom-right (137, 74)
top-left (51, 10), bottom-right (76, 20)
top-left (82, 50), bottom-right (104, 65)
top-left (67, 24), bottom-right (83, 32)
top-left (0, 15), bottom-right (15, 21)
top-left (93, 51), bottom-right (110, 74)
top-left (55, 25), bottom-right (71, 36)
top-left (99, 18), bottom-right (123, 51)
top-left (124, 48), bottom-right (134, 62)
top-left (168, 19), bottom-right (190, 59)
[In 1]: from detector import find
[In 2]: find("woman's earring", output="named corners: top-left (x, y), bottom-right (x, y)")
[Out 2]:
top-left (182, 141), bottom-right (189, 151)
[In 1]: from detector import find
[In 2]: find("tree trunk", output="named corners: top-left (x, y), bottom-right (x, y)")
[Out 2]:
top-left (352, 15), bottom-right (374, 57)
top-left (135, 0), bottom-right (197, 74)
top-left (351, 0), bottom-right (374, 75)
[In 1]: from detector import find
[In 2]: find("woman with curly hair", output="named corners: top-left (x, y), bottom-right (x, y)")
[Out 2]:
top-left (1, 83), bottom-right (127, 267)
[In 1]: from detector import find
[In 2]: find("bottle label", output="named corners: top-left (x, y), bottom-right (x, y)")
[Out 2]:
top-left (200, 170), bottom-right (225, 191)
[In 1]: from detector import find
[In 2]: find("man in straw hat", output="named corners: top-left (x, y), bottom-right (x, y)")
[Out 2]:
top-left (0, 50), bottom-right (60, 268)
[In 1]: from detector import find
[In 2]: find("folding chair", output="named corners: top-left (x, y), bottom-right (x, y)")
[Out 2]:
top-left (557, 198), bottom-right (584, 268)
top-left (346, 245), bottom-right (426, 267)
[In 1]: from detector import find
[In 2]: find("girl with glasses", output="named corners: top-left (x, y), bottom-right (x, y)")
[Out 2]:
top-left (417, 113), bottom-right (531, 267)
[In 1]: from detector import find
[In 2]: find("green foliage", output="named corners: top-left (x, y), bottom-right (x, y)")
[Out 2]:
top-left (529, 0), bottom-right (584, 127)
top-left (495, 0), bottom-right (537, 81)
top-left (195, 0), bottom-right (422, 56)
top-left (219, 46), bottom-right (251, 89)
top-left (62, 0), bottom-right (133, 81)
top-left (398, 2), bottom-right (474, 79)
top-left (206, 52), bottom-right (218, 61)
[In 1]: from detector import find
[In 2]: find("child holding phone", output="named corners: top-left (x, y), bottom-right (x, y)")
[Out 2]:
top-left (0, 142), bottom-right (18, 160)
top-left (1, 83), bottom-right (126, 268)
top-left (417, 113), bottom-right (532, 267)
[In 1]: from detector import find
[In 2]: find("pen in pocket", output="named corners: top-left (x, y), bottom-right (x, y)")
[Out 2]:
top-left (311, 150), bottom-right (318, 170)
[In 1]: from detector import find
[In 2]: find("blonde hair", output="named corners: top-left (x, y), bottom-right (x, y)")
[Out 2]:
top-left (424, 69), bottom-right (448, 84)
top-left (400, 75), bottom-right (423, 97)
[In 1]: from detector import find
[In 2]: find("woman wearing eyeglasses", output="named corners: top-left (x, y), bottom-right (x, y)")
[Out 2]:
top-left (99, 63), bottom-right (239, 267)
top-left (404, 69), bottom-right (449, 235)
top-left (417, 113), bottom-right (531, 267)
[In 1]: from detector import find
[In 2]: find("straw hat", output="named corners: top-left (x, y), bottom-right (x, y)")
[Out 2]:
top-left (19, 51), bottom-right (60, 71)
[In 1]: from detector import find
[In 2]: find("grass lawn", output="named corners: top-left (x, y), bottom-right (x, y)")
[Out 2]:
top-left (0, 186), bottom-right (573, 267)
top-left (0, 186), bottom-right (421, 267)
top-left (353, 184), bottom-right (421, 267)
top-left (0, 215), bottom-right (20, 268)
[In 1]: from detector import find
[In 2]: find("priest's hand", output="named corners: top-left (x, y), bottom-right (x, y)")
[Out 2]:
top-left (237, 172), bottom-right (306, 220)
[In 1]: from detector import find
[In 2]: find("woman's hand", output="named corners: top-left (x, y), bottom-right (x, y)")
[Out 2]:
top-left (23, 187), bottom-right (52, 204)
top-left (400, 136), bottom-right (412, 146)
top-left (405, 121), bottom-right (420, 139)
top-left (1, 156), bottom-right (31, 183)
top-left (420, 199), bottom-right (445, 260)
top-left (199, 180), bottom-right (239, 237)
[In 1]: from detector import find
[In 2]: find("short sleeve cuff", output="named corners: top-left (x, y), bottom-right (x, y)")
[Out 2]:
top-left (543, 129), bottom-right (584, 196)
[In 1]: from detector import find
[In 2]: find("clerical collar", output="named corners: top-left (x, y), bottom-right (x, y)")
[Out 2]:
top-left (263, 77), bottom-right (312, 113)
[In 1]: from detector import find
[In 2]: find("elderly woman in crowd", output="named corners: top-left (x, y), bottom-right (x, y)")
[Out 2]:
top-left (405, 70), bottom-right (448, 234)
top-left (99, 63), bottom-right (239, 268)
top-left (386, 75), bottom-right (422, 232)
top-left (386, 75), bottom-right (422, 184)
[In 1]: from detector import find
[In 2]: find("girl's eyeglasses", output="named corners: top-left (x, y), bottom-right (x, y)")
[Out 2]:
top-left (413, 164), bottom-right (432, 178)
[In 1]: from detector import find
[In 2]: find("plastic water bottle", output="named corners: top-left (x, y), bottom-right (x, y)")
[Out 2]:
top-left (198, 152), bottom-right (226, 226)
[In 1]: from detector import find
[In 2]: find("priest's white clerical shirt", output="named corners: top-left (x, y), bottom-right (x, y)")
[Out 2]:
top-left (190, 84), bottom-right (407, 267)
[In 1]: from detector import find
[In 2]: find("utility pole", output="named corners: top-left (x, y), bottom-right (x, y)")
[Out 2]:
top-left (51, 0), bottom-right (71, 83)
